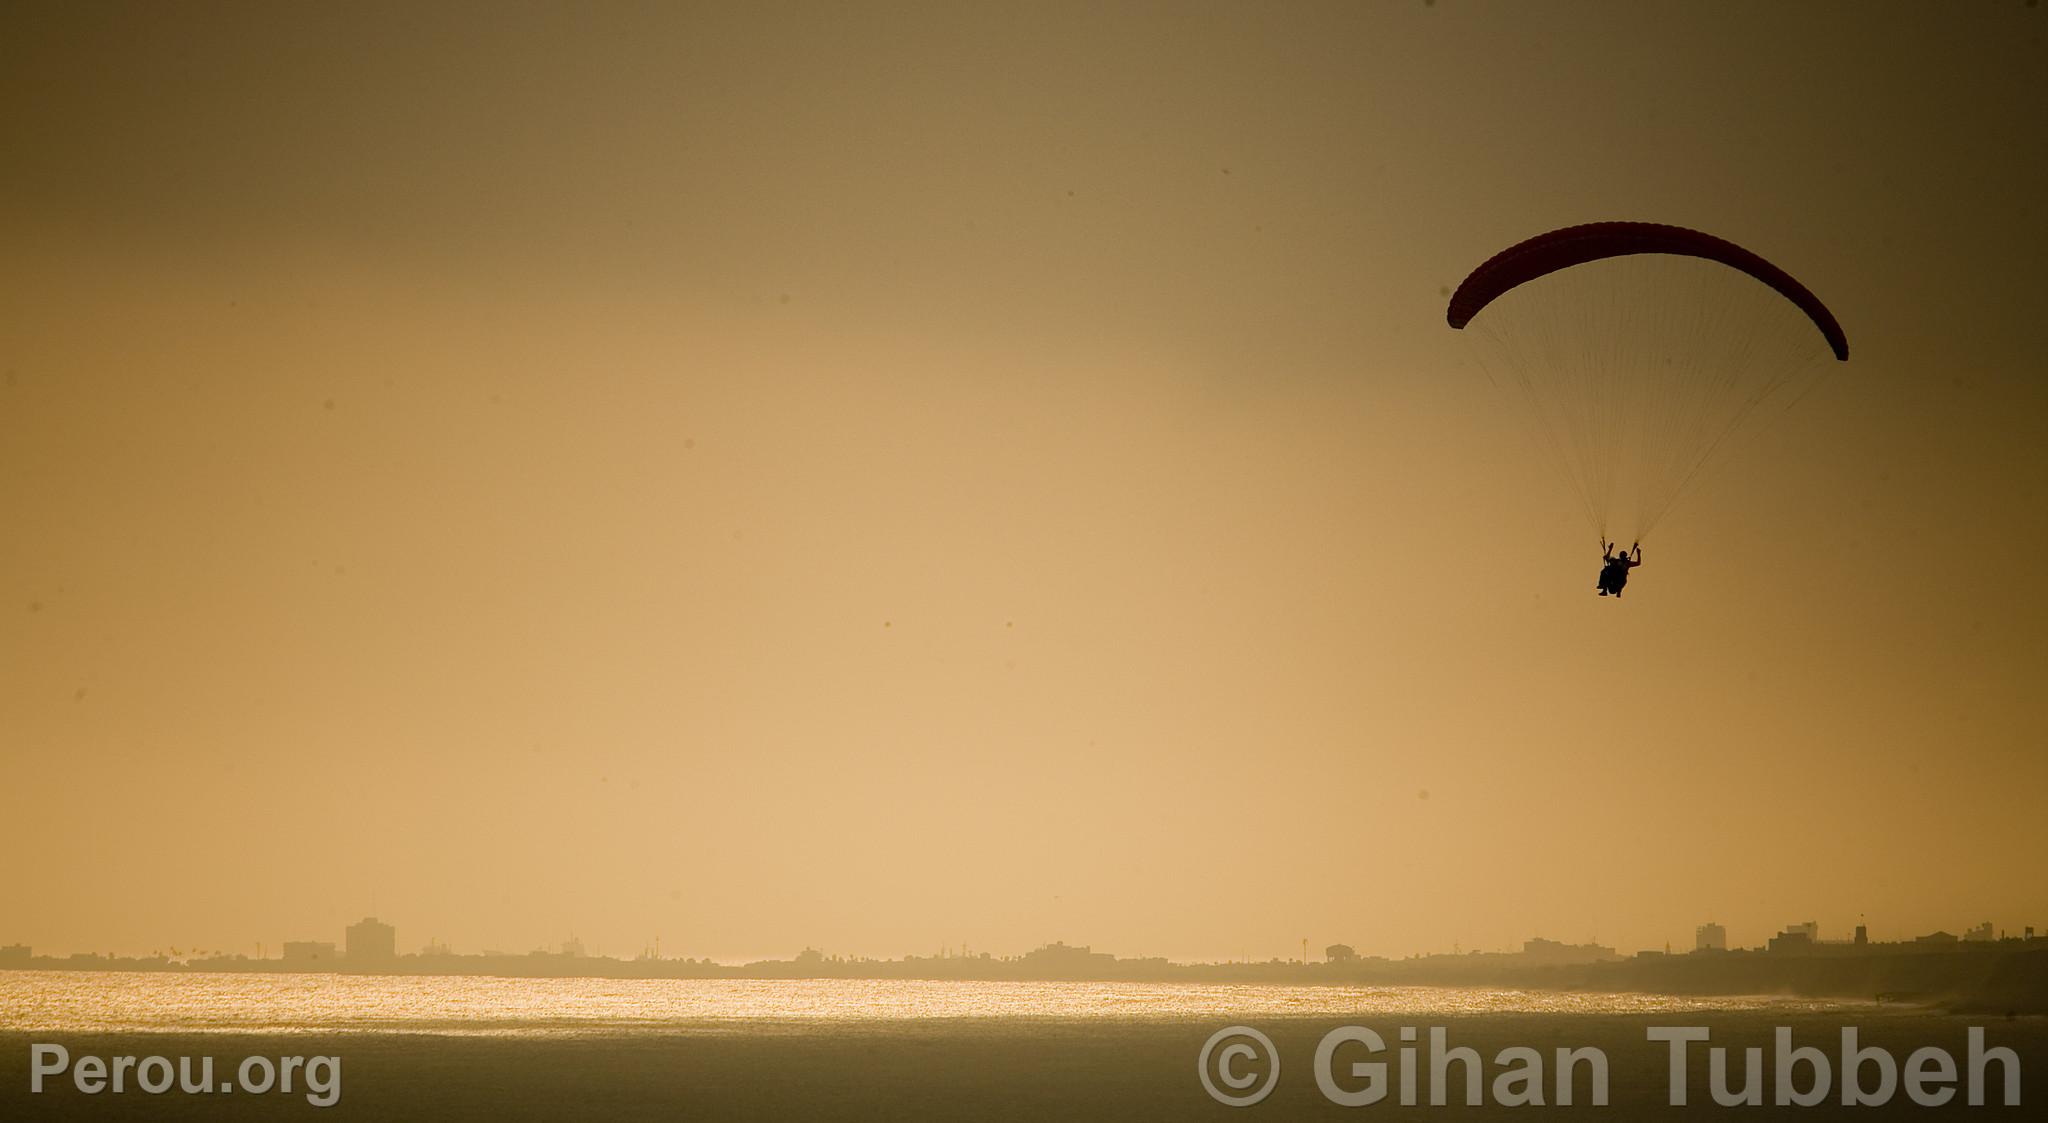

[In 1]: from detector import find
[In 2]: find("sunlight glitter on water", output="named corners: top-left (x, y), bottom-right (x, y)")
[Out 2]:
top-left (0, 972), bottom-right (1872, 1036)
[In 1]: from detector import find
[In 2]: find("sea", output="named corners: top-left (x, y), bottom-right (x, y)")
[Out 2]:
top-left (0, 972), bottom-right (2036, 1120)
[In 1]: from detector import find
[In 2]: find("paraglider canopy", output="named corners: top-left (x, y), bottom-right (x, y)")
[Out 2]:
top-left (1448, 222), bottom-right (1848, 361)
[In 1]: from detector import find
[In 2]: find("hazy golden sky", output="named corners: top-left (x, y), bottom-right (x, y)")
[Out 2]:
top-left (4, 2), bottom-right (2043, 962)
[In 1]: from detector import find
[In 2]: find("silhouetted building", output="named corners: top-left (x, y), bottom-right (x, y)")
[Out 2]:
top-left (0, 944), bottom-right (29, 965)
top-left (1768, 929), bottom-right (1815, 954)
top-left (282, 941), bottom-right (337, 963)
top-left (1916, 931), bottom-right (1958, 944)
top-left (1695, 923), bottom-right (1727, 952)
top-left (1325, 943), bottom-right (1358, 963)
top-left (1783, 920), bottom-right (1819, 942)
top-left (346, 917), bottom-right (396, 962)
top-left (1520, 938), bottom-right (1619, 965)
top-left (1854, 924), bottom-right (1868, 947)
top-left (1963, 921), bottom-right (1994, 942)
top-left (1017, 942), bottom-right (1118, 974)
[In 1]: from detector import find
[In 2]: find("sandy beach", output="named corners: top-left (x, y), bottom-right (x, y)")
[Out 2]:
top-left (5, 1012), bottom-right (2040, 1121)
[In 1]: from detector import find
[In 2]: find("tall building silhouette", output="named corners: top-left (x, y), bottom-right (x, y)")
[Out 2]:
top-left (346, 917), bottom-right (396, 962)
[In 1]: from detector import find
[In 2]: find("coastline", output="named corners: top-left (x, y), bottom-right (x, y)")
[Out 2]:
top-left (8, 943), bottom-right (2044, 1015)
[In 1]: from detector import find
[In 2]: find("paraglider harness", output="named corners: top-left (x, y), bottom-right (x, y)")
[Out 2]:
top-left (1597, 541), bottom-right (1641, 597)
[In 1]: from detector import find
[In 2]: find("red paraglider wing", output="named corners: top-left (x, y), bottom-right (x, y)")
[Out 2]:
top-left (1446, 222), bottom-right (1849, 361)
